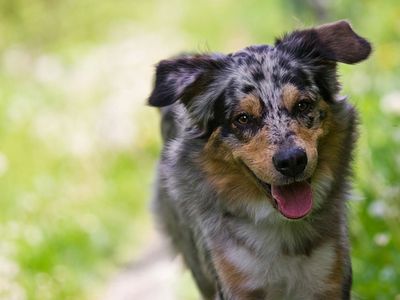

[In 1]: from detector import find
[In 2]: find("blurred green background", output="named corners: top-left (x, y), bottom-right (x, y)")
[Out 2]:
top-left (0, 0), bottom-right (399, 299)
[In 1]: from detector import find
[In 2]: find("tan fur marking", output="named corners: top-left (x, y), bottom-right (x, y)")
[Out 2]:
top-left (282, 83), bottom-right (301, 111)
top-left (237, 94), bottom-right (262, 118)
top-left (315, 244), bottom-right (344, 299)
top-left (213, 250), bottom-right (264, 299)
top-left (314, 102), bottom-right (349, 182)
top-left (201, 128), bottom-right (264, 201)
top-left (232, 129), bottom-right (277, 184)
top-left (328, 246), bottom-right (344, 285)
top-left (214, 252), bottom-right (249, 291)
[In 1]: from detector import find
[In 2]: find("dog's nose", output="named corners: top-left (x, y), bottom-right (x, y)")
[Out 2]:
top-left (273, 148), bottom-right (307, 177)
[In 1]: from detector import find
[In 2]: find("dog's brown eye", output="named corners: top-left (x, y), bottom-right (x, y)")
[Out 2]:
top-left (295, 101), bottom-right (313, 113)
top-left (236, 113), bottom-right (250, 125)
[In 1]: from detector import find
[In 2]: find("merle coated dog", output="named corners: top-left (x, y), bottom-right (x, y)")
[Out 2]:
top-left (148, 20), bottom-right (371, 299)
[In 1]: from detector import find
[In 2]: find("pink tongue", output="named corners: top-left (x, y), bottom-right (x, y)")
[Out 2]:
top-left (271, 182), bottom-right (313, 219)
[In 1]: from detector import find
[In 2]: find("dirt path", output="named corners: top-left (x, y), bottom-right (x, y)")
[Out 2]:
top-left (101, 234), bottom-right (182, 300)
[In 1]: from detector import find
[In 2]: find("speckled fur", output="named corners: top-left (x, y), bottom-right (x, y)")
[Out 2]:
top-left (149, 21), bottom-right (371, 300)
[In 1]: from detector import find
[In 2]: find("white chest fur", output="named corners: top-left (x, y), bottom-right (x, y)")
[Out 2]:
top-left (223, 220), bottom-right (336, 299)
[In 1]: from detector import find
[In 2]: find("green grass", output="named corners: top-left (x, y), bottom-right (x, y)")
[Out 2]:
top-left (0, 0), bottom-right (399, 299)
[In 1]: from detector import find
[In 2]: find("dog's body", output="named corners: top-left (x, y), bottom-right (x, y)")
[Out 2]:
top-left (148, 21), bottom-right (371, 299)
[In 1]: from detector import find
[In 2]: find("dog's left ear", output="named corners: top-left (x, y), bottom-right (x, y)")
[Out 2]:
top-left (276, 20), bottom-right (372, 64)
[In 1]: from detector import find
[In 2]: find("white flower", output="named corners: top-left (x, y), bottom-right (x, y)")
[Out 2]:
top-left (381, 91), bottom-right (400, 114)
top-left (373, 233), bottom-right (390, 246)
top-left (368, 200), bottom-right (388, 218)
top-left (0, 153), bottom-right (8, 176)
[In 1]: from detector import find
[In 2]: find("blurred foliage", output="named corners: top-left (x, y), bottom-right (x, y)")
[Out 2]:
top-left (0, 0), bottom-right (399, 299)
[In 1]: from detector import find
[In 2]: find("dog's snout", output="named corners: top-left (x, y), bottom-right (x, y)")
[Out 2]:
top-left (273, 148), bottom-right (307, 177)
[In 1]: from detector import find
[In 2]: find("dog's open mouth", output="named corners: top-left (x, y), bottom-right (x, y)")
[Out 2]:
top-left (259, 180), bottom-right (312, 219)
top-left (271, 182), bottom-right (313, 219)
top-left (241, 162), bottom-right (313, 219)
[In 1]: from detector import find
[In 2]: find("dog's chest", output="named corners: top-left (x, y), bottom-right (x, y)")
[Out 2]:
top-left (222, 220), bottom-right (336, 298)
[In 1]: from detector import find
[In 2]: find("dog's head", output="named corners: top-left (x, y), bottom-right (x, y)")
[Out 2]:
top-left (149, 21), bottom-right (371, 220)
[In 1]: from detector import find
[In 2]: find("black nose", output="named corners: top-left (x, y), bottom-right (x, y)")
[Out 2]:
top-left (273, 148), bottom-right (307, 177)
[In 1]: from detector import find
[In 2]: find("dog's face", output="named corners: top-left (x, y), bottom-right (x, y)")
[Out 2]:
top-left (149, 21), bottom-right (371, 219)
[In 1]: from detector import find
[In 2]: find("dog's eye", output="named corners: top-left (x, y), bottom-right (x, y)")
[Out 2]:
top-left (235, 113), bottom-right (250, 125)
top-left (295, 101), bottom-right (314, 113)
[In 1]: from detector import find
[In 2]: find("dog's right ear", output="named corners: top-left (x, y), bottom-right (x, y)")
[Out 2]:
top-left (148, 54), bottom-right (229, 107)
top-left (275, 20), bottom-right (372, 64)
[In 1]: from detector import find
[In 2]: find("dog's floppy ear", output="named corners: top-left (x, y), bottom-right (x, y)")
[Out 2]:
top-left (148, 54), bottom-right (230, 130)
top-left (148, 54), bottom-right (229, 106)
top-left (276, 20), bottom-right (371, 64)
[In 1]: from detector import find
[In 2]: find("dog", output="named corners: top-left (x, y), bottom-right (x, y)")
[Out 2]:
top-left (148, 20), bottom-right (371, 299)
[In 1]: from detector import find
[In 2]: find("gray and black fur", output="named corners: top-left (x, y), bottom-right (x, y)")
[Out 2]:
top-left (148, 21), bottom-right (371, 300)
